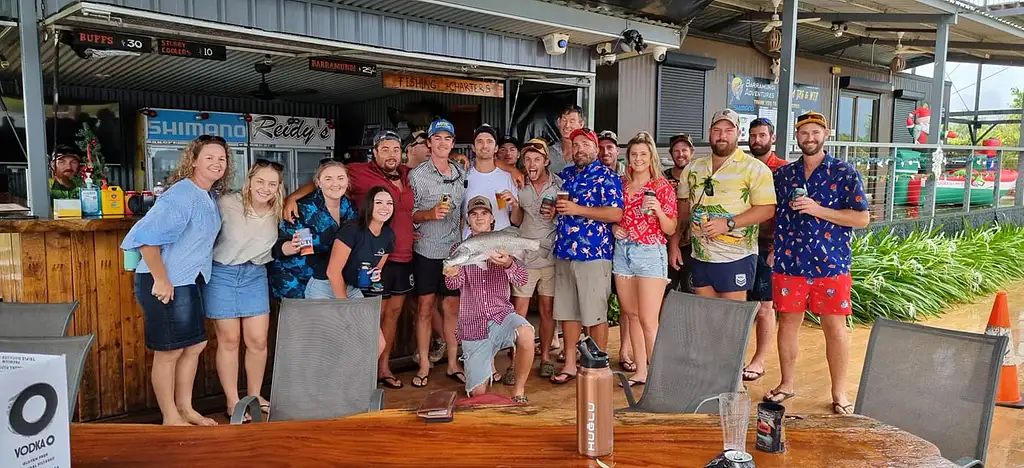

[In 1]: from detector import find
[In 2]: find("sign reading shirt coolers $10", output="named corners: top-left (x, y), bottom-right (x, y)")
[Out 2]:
top-left (1, 353), bottom-right (71, 468)
top-left (248, 114), bottom-right (335, 149)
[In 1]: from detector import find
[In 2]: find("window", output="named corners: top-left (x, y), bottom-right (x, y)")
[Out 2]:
top-left (657, 65), bottom-right (706, 144)
top-left (837, 91), bottom-right (879, 142)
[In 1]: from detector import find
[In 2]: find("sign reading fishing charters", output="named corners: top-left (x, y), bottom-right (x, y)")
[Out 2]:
top-left (382, 72), bottom-right (505, 98)
top-left (248, 114), bottom-right (335, 149)
top-left (145, 109), bottom-right (248, 145)
top-left (726, 73), bottom-right (822, 142)
top-left (1, 353), bottom-right (71, 468)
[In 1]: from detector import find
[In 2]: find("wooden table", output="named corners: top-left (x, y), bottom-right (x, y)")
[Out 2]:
top-left (71, 406), bottom-right (955, 467)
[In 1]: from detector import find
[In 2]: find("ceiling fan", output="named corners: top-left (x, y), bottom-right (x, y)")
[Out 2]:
top-left (740, 0), bottom-right (820, 33)
top-left (891, 31), bottom-right (932, 55)
top-left (248, 58), bottom-right (318, 101)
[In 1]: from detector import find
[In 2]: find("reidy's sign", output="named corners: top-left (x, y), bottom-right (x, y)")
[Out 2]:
top-left (249, 114), bottom-right (335, 148)
top-left (382, 72), bottom-right (504, 98)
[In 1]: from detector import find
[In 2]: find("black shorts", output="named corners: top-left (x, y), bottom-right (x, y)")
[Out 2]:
top-left (135, 273), bottom-right (208, 351)
top-left (667, 244), bottom-right (694, 295)
top-left (690, 254), bottom-right (757, 293)
top-left (364, 260), bottom-right (415, 298)
top-left (413, 253), bottom-right (460, 297)
top-left (747, 250), bottom-right (773, 302)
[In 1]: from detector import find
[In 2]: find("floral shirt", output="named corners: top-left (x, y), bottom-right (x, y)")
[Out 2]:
top-left (679, 149), bottom-right (776, 263)
top-left (773, 152), bottom-right (868, 278)
top-left (619, 176), bottom-right (677, 245)
top-left (554, 160), bottom-right (624, 261)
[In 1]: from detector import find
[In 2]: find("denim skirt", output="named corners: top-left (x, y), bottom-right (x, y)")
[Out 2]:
top-left (203, 262), bottom-right (271, 319)
top-left (304, 278), bottom-right (364, 300)
top-left (135, 273), bottom-right (208, 351)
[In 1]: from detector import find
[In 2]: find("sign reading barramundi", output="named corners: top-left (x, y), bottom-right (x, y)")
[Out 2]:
top-left (249, 114), bottom-right (335, 148)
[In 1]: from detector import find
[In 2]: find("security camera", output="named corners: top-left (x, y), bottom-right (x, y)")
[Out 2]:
top-left (597, 54), bottom-right (617, 66)
top-left (543, 33), bottom-right (570, 56)
top-left (830, 22), bottom-right (848, 38)
top-left (652, 46), bottom-right (668, 62)
top-left (620, 29), bottom-right (647, 54)
top-left (596, 42), bottom-right (614, 55)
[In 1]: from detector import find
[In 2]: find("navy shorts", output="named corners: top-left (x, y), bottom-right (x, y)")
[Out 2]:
top-left (690, 255), bottom-right (757, 293)
top-left (413, 254), bottom-right (460, 297)
top-left (366, 260), bottom-right (415, 298)
top-left (135, 273), bottom-right (208, 351)
top-left (747, 250), bottom-right (773, 302)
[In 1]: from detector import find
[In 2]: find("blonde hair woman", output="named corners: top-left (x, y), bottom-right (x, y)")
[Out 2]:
top-left (203, 159), bottom-right (284, 422)
top-left (120, 135), bottom-right (233, 426)
top-left (610, 131), bottom-right (678, 387)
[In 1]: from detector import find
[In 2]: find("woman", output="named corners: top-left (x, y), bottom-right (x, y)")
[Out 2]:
top-left (121, 135), bottom-right (233, 426)
top-left (611, 131), bottom-right (678, 387)
top-left (270, 160), bottom-right (357, 299)
top-left (203, 159), bottom-right (283, 422)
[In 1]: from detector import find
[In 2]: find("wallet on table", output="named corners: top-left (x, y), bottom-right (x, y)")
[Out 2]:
top-left (416, 390), bottom-right (456, 423)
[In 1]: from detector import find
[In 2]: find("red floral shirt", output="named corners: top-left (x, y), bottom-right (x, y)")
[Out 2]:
top-left (619, 177), bottom-right (678, 245)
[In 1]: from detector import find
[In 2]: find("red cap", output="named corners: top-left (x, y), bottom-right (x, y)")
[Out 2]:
top-left (568, 128), bottom-right (598, 146)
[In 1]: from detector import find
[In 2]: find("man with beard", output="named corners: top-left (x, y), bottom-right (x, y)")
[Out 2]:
top-left (462, 124), bottom-right (518, 239)
top-left (548, 104), bottom-right (585, 174)
top-left (49, 144), bottom-right (83, 199)
top-left (664, 134), bottom-right (695, 294)
top-left (497, 136), bottom-right (521, 168)
top-left (764, 111), bottom-right (868, 415)
top-left (742, 118), bottom-right (787, 383)
top-left (550, 128), bottom-right (623, 385)
top-left (597, 130), bottom-right (622, 173)
top-left (277, 130), bottom-right (414, 388)
top-left (673, 109), bottom-right (775, 301)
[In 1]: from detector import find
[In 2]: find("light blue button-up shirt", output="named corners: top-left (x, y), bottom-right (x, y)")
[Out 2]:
top-left (121, 178), bottom-right (220, 287)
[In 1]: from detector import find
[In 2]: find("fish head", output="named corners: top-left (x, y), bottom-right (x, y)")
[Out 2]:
top-left (443, 244), bottom-right (474, 269)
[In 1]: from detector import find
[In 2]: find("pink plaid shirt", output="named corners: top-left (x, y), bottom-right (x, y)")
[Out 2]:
top-left (444, 244), bottom-right (528, 341)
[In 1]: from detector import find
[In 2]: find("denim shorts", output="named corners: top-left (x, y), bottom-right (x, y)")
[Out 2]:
top-left (304, 278), bottom-right (365, 300)
top-left (135, 273), bottom-right (208, 352)
top-left (460, 313), bottom-right (533, 394)
top-left (203, 262), bottom-right (271, 319)
top-left (612, 239), bottom-right (668, 281)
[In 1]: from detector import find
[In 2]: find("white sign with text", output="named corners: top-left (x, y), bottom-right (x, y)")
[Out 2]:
top-left (248, 114), bottom-right (334, 149)
top-left (1, 353), bottom-right (70, 468)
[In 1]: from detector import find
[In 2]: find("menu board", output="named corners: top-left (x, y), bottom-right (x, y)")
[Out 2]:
top-left (727, 73), bottom-right (822, 141)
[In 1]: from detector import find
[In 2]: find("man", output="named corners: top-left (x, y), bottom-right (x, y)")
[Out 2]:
top-left (548, 104), bottom-right (586, 174)
top-left (497, 135), bottom-right (521, 167)
top-left (550, 128), bottom-right (623, 384)
top-left (743, 118), bottom-right (787, 383)
top-left (597, 130), bottom-right (621, 173)
top-left (49, 144), bottom-right (83, 199)
top-left (444, 196), bottom-right (535, 402)
top-left (510, 139), bottom-right (560, 379)
top-left (764, 111), bottom-right (869, 415)
top-left (403, 131), bottom-right (430, 168)
top-left (664, 134), bottom-right (695, 294)
top-left (670, 109), bottom-right (775, 301)
top-left (462, 124), bottom-right (518, 239)
top-left (409, 118), bottom-right (468, 387)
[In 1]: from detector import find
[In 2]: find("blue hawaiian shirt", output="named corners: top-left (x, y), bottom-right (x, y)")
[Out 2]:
top-left (554, 160), bottom-right (624, 261)
top-left (269, 190), bottom-right (357, 299)
top-left (773, 152), bottom-right (868, 278)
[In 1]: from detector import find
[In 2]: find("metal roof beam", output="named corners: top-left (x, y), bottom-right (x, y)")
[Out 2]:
top-left (739, 12), bottom-right (957, 24)
top-left (703, 13), bottom-right (747, 33)
top-left (868, 39), bottom-right (1024, 50)
top-left (908, 53), bottom-right (1024, 67)
top-left (864, 27), bottom-right (939, 33)
top-left (950, 109), bottom-right (1024, 117)
top-left (987, 7), bottom-right (1024, 17)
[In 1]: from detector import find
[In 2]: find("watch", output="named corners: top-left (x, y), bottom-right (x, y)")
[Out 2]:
top-left (726, 217), bottom-right (736, 230)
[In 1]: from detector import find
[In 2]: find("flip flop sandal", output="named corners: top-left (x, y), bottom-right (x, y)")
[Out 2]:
top-left (742, 367), bottom-right (765, 382)
top-left (511, 395), bottom-right (529, 404)
top-left (763, 389), bottom-right (797, 404)
top-left (618, 379), bottom-right (645, 388)
top-left (411, 374), bottom-right (429, 388)
top-left (832, 402), bottom-right (854, 415)
top-left (502, 366), bottom-right (515, 386)
top-left (259, 403), bottom-right (270, 415)
top-left (377, 376), bottom-right (404, 389)
top-left (446, 371), bottom-right (467, 384)
top-left (619, 360), bottom-right (637, 373)
top-left (550, 372), bottom-right (577, 385)
top-left (539, 360), bottom-right (556, 378)
top-left (225, 411), bottom-right (252, 423)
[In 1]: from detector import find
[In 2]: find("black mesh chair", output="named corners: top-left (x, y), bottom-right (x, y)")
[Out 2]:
top-left (616, 291), bottom-right (758, 413)
top-left (0, 335), bottom-right (96, 418)
top-left (232, 297), bottom-right (384, 423)
top-left (0, 301), bottom-right (79, 337)
top-left (856, 318), bottom-right (1006, 467)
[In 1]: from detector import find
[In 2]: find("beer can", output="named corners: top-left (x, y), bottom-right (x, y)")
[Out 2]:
top-left (296, 228), bottom-right (314, 256)
top-left (792, 187), bottom-right (807, 200)
top-left (358, 262), bottom-right (372, 289)
top-left (439, 193), bottom-right (451, 209)
top-left (756, 402), bottom-right (786, 453)
top-left (703, 450), bottom-right (755, 468)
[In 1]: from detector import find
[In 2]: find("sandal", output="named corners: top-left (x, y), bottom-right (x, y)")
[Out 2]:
top-left (539, 360), bottom-right (556, 378)
top-left (763, 389), bottom-right (797, 404)
top-left (502, 366), bottom-right (515, 386)
top-left (550, 371), bottom-right (577, 385)
top-left (618, 379), bottom-right (645, 388)
top-left (411, 374), bottom-right (429, 388)
top-left (742, 367), bottom-right (765, 382)
top-left (446, 371), bottom-right (467, 384)
top-left (619, 359), bottom-right (637, 373)
top-left (832, 402), bottom-right (854, 415)
top-left (225, 410), bottom-right (251, 423)
top-left (377, 376), bottom-right (404, 389)
top-left (511, 394), bottom-right (529, 404)
top-left (259, 403), bottom-right (270, 415)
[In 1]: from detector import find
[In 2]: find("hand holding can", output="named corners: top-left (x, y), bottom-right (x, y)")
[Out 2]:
top-left (296, 228), bottom-right (314, 256)
top-left (643, 189), bottom-right (657, 214)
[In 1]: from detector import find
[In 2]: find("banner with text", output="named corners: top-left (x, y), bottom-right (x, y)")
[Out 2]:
top-left (727, 74), bottom-right (822, 141)
top-left (1, 353), bottom-right (71, 468)
top-left (382, 72), bottom-right (504, 98)
top-left (248, 114), bottom-right (335, 149)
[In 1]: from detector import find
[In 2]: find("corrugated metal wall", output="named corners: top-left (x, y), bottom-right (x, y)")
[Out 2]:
top-left (616, 55), bottom-right (657, 139)
top-left (593, 64), bottom-right (618, 133)
top-left (0, 0), bottom-right (15, 19)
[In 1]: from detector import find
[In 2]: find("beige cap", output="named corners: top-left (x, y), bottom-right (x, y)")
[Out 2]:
top-left (467, 195), bottom-right (492, 213)
top-left (710, 108), bottom-right (740, 129)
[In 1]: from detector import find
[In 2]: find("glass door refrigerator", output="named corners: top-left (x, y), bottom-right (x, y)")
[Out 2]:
top-left (247, 114), bottom-right (335, 193)
top-left (142, 109), bottom-right (249, 190)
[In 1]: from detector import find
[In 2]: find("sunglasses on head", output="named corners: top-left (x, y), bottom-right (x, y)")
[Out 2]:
top-left (197, 135), bottom-right (226, 144)
top-left (253, 158), bottom-right (284, 171)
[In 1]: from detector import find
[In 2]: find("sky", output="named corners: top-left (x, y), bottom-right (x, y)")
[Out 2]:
top-left (909, 63), bottom-right (1024, 112)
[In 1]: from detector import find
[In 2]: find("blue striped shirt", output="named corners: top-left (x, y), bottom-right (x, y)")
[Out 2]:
top-left (121, 178), bottom-right (221, 286)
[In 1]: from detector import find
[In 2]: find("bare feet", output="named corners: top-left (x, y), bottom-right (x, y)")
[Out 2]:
top-left (162, 417), bottom-right (190, 426)
top-left (180, 408), bottom-right (218, 426)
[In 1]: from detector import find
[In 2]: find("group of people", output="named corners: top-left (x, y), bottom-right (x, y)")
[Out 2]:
top-left (121, 101), bottom-right (869, 426)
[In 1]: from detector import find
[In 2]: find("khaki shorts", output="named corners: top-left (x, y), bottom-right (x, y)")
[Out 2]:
top-left (553, 258), bottom-right (612, 327)
top-left (511, 266), bottom-right (555, 298)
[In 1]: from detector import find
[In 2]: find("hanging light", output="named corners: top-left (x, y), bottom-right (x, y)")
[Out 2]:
top-left (890, 55), bottom-right (907, 73)
top-left (765, 28), bottom-right (783, 53)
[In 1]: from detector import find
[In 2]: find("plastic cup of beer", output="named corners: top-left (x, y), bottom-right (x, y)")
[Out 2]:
top-left (556, 191), bottom-right (569, 203)
top-left (495, 192), bottom-right (508, 210)
top-left (718, 392), bottom-right (750, 452)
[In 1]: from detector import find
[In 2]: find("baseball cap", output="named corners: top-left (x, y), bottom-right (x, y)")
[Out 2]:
top-left (795, 111), bottom-right (829, 130)
top-left (466, 195), bottom-right (492, 213)
top-left (597, 130), bottom-right (618, 144)
top-left (428, 119), bottom-right (455, 137)
top-left (51, 144), bottom-right (83, 162)
top-left (372, 129), bottom-right (401, 147)
top-left (669, 133), bottom-right (694, 149)
top-left (522, 138), bottom-right (549, 157)
top-left (568, 127), bottom-right (599, 146)
top-left (710, 108), bottom-right (740, 129)
top-left (473, 124), bottom-right (498, 141)
top-left (499, 135), bottom-right (520, 147)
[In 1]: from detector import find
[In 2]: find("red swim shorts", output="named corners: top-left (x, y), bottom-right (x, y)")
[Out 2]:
top-left (772, 273), bottom-right (853, 316)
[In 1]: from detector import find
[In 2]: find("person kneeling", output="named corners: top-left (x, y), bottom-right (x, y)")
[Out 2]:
top-left (444, 196), bottom-right (535, 402)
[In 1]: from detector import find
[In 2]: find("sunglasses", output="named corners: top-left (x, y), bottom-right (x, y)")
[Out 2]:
top-left (253, 158), bottom-right (284, 171)
top-left (318, 156), bottom-right (345, 166)
top-left (197, 135), bottom-right (226, 144)
top-left (702, 177), bottom-right (715, 197)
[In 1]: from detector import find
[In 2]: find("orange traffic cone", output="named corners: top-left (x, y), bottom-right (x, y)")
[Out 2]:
top-left (985, 291), bottom-right (1024, 409)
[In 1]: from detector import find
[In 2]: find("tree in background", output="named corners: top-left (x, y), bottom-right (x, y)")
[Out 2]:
top-left (948, 87), bottom-right (1021, 147)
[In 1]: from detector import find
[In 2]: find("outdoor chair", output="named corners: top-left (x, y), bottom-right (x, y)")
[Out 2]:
top-left (0, 334), bottom-right (96, 418)
top-left (856, 318), bottom-right (1005, 467)
top-left (0, 301), bottom-right (79, 337)
top-left (616, 291), bottom-right (757, 414)
top-left (232, 297), bottom-right (384, 423)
